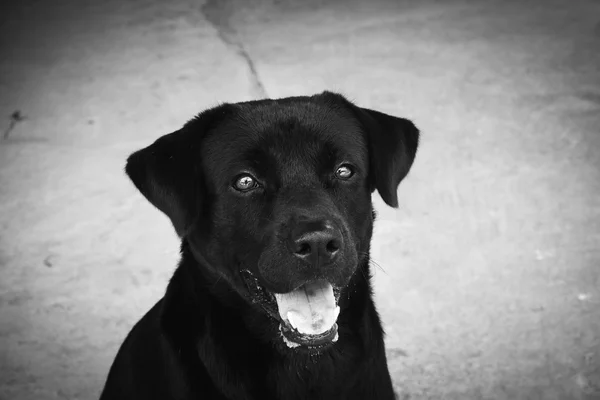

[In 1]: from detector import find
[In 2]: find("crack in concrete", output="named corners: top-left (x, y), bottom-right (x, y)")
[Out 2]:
top-left (201, 0), bottom-right (267, 99)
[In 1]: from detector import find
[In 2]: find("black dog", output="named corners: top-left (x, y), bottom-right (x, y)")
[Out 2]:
top-left (99, 91), bottom-right (419, 400)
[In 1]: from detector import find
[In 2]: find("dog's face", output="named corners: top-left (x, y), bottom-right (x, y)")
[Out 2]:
top-left (125, 92), bottom-right (419, 351)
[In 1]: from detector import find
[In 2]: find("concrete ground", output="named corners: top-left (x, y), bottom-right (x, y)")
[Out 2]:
top-left (1, 0), bottom-right (599, 399)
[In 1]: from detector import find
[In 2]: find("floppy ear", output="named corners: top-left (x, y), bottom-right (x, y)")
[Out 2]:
top-left (354, 107), bottom-right (419, 207)
top-left (125, 105), bottom-right (230, 237)
top-left (125, 128), bottom-right (201, 237)
top-left (325, 92), bottom-right (419, 208)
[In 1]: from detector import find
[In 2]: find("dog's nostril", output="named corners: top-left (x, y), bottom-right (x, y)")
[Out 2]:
top-left (290, 225), bottom-right (343, 265)
top-left (326, 239), bottom-right (340, 254)
top-left (296, 242), bottom-right (311, 256)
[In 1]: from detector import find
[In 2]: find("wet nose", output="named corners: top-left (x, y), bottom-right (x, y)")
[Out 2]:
top-left (291, 221), bottom-right (342, 267)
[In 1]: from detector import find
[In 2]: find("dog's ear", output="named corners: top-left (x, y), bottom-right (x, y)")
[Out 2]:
top-left (125, 105), bottom-right (229, 237)
top-left (324, 92), bottom-right (420, 208)
top-left (356, 107), bottom-right (419, 207)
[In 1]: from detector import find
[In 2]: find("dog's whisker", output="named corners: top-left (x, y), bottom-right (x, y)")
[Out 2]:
top-left (211, 274), bottom-right (223, 289)
top-left (355, 251), bottom-right (389, 276)
top-left (370, 259), bottom-right (389, 276)
top-left (357, 263), bottom-right (368, 281)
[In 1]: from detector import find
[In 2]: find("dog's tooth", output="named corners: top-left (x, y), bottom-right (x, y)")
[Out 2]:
top-left (287, 311), bottom-right (299, 330)
top-left (279, 325), bottom-right (301, 348)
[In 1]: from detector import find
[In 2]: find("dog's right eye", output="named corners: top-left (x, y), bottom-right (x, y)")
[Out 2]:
top-left (233, 174), bottom-right (259, 192)
top-left (335, 164), bottom-right (355, 180)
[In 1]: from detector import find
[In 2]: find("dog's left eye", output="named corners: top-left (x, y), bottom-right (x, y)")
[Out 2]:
top-left (233, 174), bottom-right (259, 192)
top-left (335, 164), bottom-right (354, 180)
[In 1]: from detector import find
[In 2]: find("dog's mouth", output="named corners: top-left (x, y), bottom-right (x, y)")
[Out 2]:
top-left (275, 280), bottom-right (340, 348)
top-left (241, 270), bottom-right (341, 349)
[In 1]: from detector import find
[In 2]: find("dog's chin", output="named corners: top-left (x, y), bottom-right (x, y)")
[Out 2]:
top-left (278, 321), bottom-right (339, 353)
top-left (240, 270), bottom-right (342, 352)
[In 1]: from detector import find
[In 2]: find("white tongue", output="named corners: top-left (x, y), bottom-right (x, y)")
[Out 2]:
top-left (274, 280), bottom-right (340, 335)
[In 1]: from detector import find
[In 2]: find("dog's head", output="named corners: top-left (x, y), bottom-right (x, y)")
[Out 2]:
top-left (125, 92), bottom-right (419, 350)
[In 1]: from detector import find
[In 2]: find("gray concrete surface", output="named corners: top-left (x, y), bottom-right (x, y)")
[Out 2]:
top-left (1, 0), bottom-right (599, 399)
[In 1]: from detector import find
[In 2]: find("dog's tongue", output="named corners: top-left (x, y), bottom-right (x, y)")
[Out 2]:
top-left (274, 280), bottom-right (340, 335)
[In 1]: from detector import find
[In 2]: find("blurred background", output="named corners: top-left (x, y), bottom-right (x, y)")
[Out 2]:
top-left (1, 0), bottom-right (599, 399)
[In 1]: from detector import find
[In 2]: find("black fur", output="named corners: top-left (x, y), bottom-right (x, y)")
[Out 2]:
top-left (100, 91), bottom-right (419, 400)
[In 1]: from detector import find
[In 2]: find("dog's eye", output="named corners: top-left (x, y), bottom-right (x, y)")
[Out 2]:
top-left (335, 164), bottom-right (354, 180)
top-left (233, 174), bottom-right (259, 192)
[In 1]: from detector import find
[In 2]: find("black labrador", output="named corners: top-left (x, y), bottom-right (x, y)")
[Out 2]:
top-left (99, 91), bottom-right (419, 400)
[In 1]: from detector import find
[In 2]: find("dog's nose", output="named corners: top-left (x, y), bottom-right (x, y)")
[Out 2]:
top-left (291, 221), bottom-right (342, 267)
